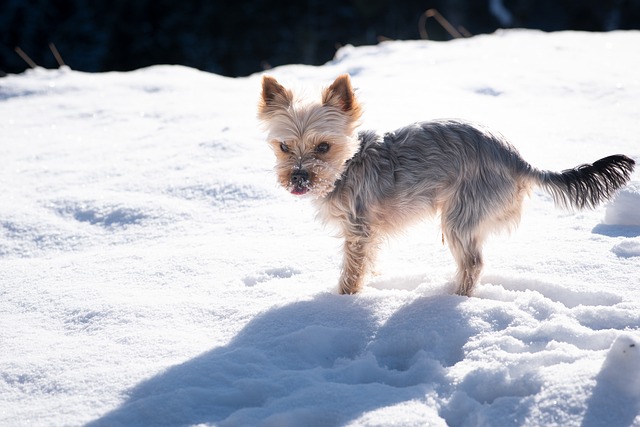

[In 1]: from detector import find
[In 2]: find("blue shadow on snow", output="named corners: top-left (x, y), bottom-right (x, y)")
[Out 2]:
top-left (86, 292), bottom-right (471, 426)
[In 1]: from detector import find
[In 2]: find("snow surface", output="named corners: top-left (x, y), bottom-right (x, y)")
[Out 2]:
top-left (1, 30), bottom-right (640, 427)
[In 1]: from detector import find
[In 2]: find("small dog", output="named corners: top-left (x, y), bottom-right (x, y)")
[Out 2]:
top-left (257, 74), bottom-right (635, 296)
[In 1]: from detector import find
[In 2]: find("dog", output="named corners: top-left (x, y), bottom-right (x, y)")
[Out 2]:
top-left (257, 74), bottom-right (635, 296)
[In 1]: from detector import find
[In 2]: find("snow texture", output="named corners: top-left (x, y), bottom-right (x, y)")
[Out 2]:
top-left (1, 30), bottom-right (640, 427)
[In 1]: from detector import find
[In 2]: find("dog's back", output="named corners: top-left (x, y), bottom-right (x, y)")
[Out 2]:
top-left (362, 119), bottom-right (633, 227)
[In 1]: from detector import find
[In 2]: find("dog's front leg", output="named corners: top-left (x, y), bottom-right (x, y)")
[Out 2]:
top-left (338, 219), bottom-right (380, 294)
top-left (339, 236), bottom-right (369, 294)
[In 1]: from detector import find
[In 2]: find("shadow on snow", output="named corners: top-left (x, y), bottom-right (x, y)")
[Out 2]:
top-left (86, 293), bottom-right (471, 426)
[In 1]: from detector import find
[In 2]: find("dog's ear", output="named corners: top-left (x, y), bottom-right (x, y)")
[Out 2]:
top-left (258, 75), bottom-right (293, 119)
top-left (322, 74), bottom-right (362, 120)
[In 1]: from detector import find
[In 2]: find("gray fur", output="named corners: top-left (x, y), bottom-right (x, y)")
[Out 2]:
top-left (315, 119), bottom-right (635, 295)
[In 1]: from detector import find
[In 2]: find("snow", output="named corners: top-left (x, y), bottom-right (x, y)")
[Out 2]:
top-left (1, 30), bottom-right (640, 426)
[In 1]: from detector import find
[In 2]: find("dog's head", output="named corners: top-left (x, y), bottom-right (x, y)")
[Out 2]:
top-left (257, 74), bottom-right (362, 198)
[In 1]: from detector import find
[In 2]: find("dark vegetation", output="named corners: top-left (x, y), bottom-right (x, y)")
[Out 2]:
top-left (2, 0), bottom-right (640, 77)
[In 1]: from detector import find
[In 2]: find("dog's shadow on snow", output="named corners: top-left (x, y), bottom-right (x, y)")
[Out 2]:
top-left (86, 292), bottom-right (472, 427)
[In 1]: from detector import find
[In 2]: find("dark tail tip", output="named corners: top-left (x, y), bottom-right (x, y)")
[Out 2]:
top-left (546, 154), bottom-right (635, 210)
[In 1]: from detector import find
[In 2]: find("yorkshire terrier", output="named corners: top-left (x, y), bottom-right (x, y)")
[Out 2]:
top-left (257, 74), bottom-right (635, 296)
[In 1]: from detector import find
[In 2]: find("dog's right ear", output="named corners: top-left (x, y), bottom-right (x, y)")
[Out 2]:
top-left (258, 75), bottom-right (293, 119)
top-left (322, 74), bottom-right (362, 121)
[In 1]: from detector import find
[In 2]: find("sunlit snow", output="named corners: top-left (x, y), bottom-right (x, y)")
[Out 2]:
top-left (1, 30), bottom-right (639, 427)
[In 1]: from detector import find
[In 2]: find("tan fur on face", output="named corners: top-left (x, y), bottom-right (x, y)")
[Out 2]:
top-left (258, 74), bottom-right (362, 198)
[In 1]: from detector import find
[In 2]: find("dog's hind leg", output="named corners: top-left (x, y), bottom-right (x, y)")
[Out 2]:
top-left (441, 197), bottom-right (486, 296)
top-left (446, 229), bottom-right (484, 296)
top-left (445, 231), bottom-right (483, 296)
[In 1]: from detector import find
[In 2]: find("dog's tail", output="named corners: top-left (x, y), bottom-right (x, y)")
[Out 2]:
top-left (531, 155), bottom-right (635, 210)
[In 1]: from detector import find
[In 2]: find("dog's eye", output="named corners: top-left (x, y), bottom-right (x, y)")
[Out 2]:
top-left (315, 142), bottom-right (330, 154)
top-left (279, 141), bottom-right (289, 153)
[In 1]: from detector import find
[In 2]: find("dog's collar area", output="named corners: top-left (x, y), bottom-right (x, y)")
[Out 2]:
top-left (344, 130), bottom-right (378, 168)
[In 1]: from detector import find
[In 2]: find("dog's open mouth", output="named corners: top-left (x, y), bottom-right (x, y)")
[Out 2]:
top-left (290, 185), bottom-right (309, 195)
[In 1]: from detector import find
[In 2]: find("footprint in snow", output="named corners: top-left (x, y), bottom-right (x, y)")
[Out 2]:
top-left (243, 266), bottom-right (301, 286)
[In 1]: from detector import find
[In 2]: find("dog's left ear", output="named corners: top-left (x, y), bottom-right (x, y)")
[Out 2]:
top-left (322, 74), bottom-right (362, 120)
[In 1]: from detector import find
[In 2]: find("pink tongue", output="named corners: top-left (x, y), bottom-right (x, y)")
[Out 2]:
top-left (291, 187), bottom-right (308, 195)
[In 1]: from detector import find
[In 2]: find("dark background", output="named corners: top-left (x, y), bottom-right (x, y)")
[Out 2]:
top-left (2, 0), bottom-right (640, 77)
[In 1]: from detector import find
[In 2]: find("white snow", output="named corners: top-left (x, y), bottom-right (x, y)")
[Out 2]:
top-left (1, 30), bottom-right (640, 427)
top-left (604, 182), bottom-right (640, 226)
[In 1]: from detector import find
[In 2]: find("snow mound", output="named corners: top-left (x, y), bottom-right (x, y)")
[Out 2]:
top-left (603, 181), bottom-right (640, 226)
top-left (581, 334), bottom-right (640, 426)
top-left (612, 239), bottom-right (640, 258)
top-left (593, 181), bottom-right (640, 239)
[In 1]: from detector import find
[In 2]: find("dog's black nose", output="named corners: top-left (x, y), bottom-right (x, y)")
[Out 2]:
top-left (291, 170), bottom-right (309, 185)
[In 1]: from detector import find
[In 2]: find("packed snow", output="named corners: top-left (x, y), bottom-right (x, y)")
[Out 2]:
top-left (1, 30), bottom-right (639, 427)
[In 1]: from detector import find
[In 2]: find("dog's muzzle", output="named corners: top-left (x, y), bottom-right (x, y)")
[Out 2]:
top-left (290, 170), bottom-right (310, 195)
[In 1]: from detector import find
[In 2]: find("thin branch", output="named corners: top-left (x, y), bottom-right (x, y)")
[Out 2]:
top-left (419, 9), bottom-right (469, 40)
top-left (458, 26), bottom-right (472, 38)
top-left (15, 47), bottom-right (38, 68)
top-left (49, 43), bottom-right (66, 67)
